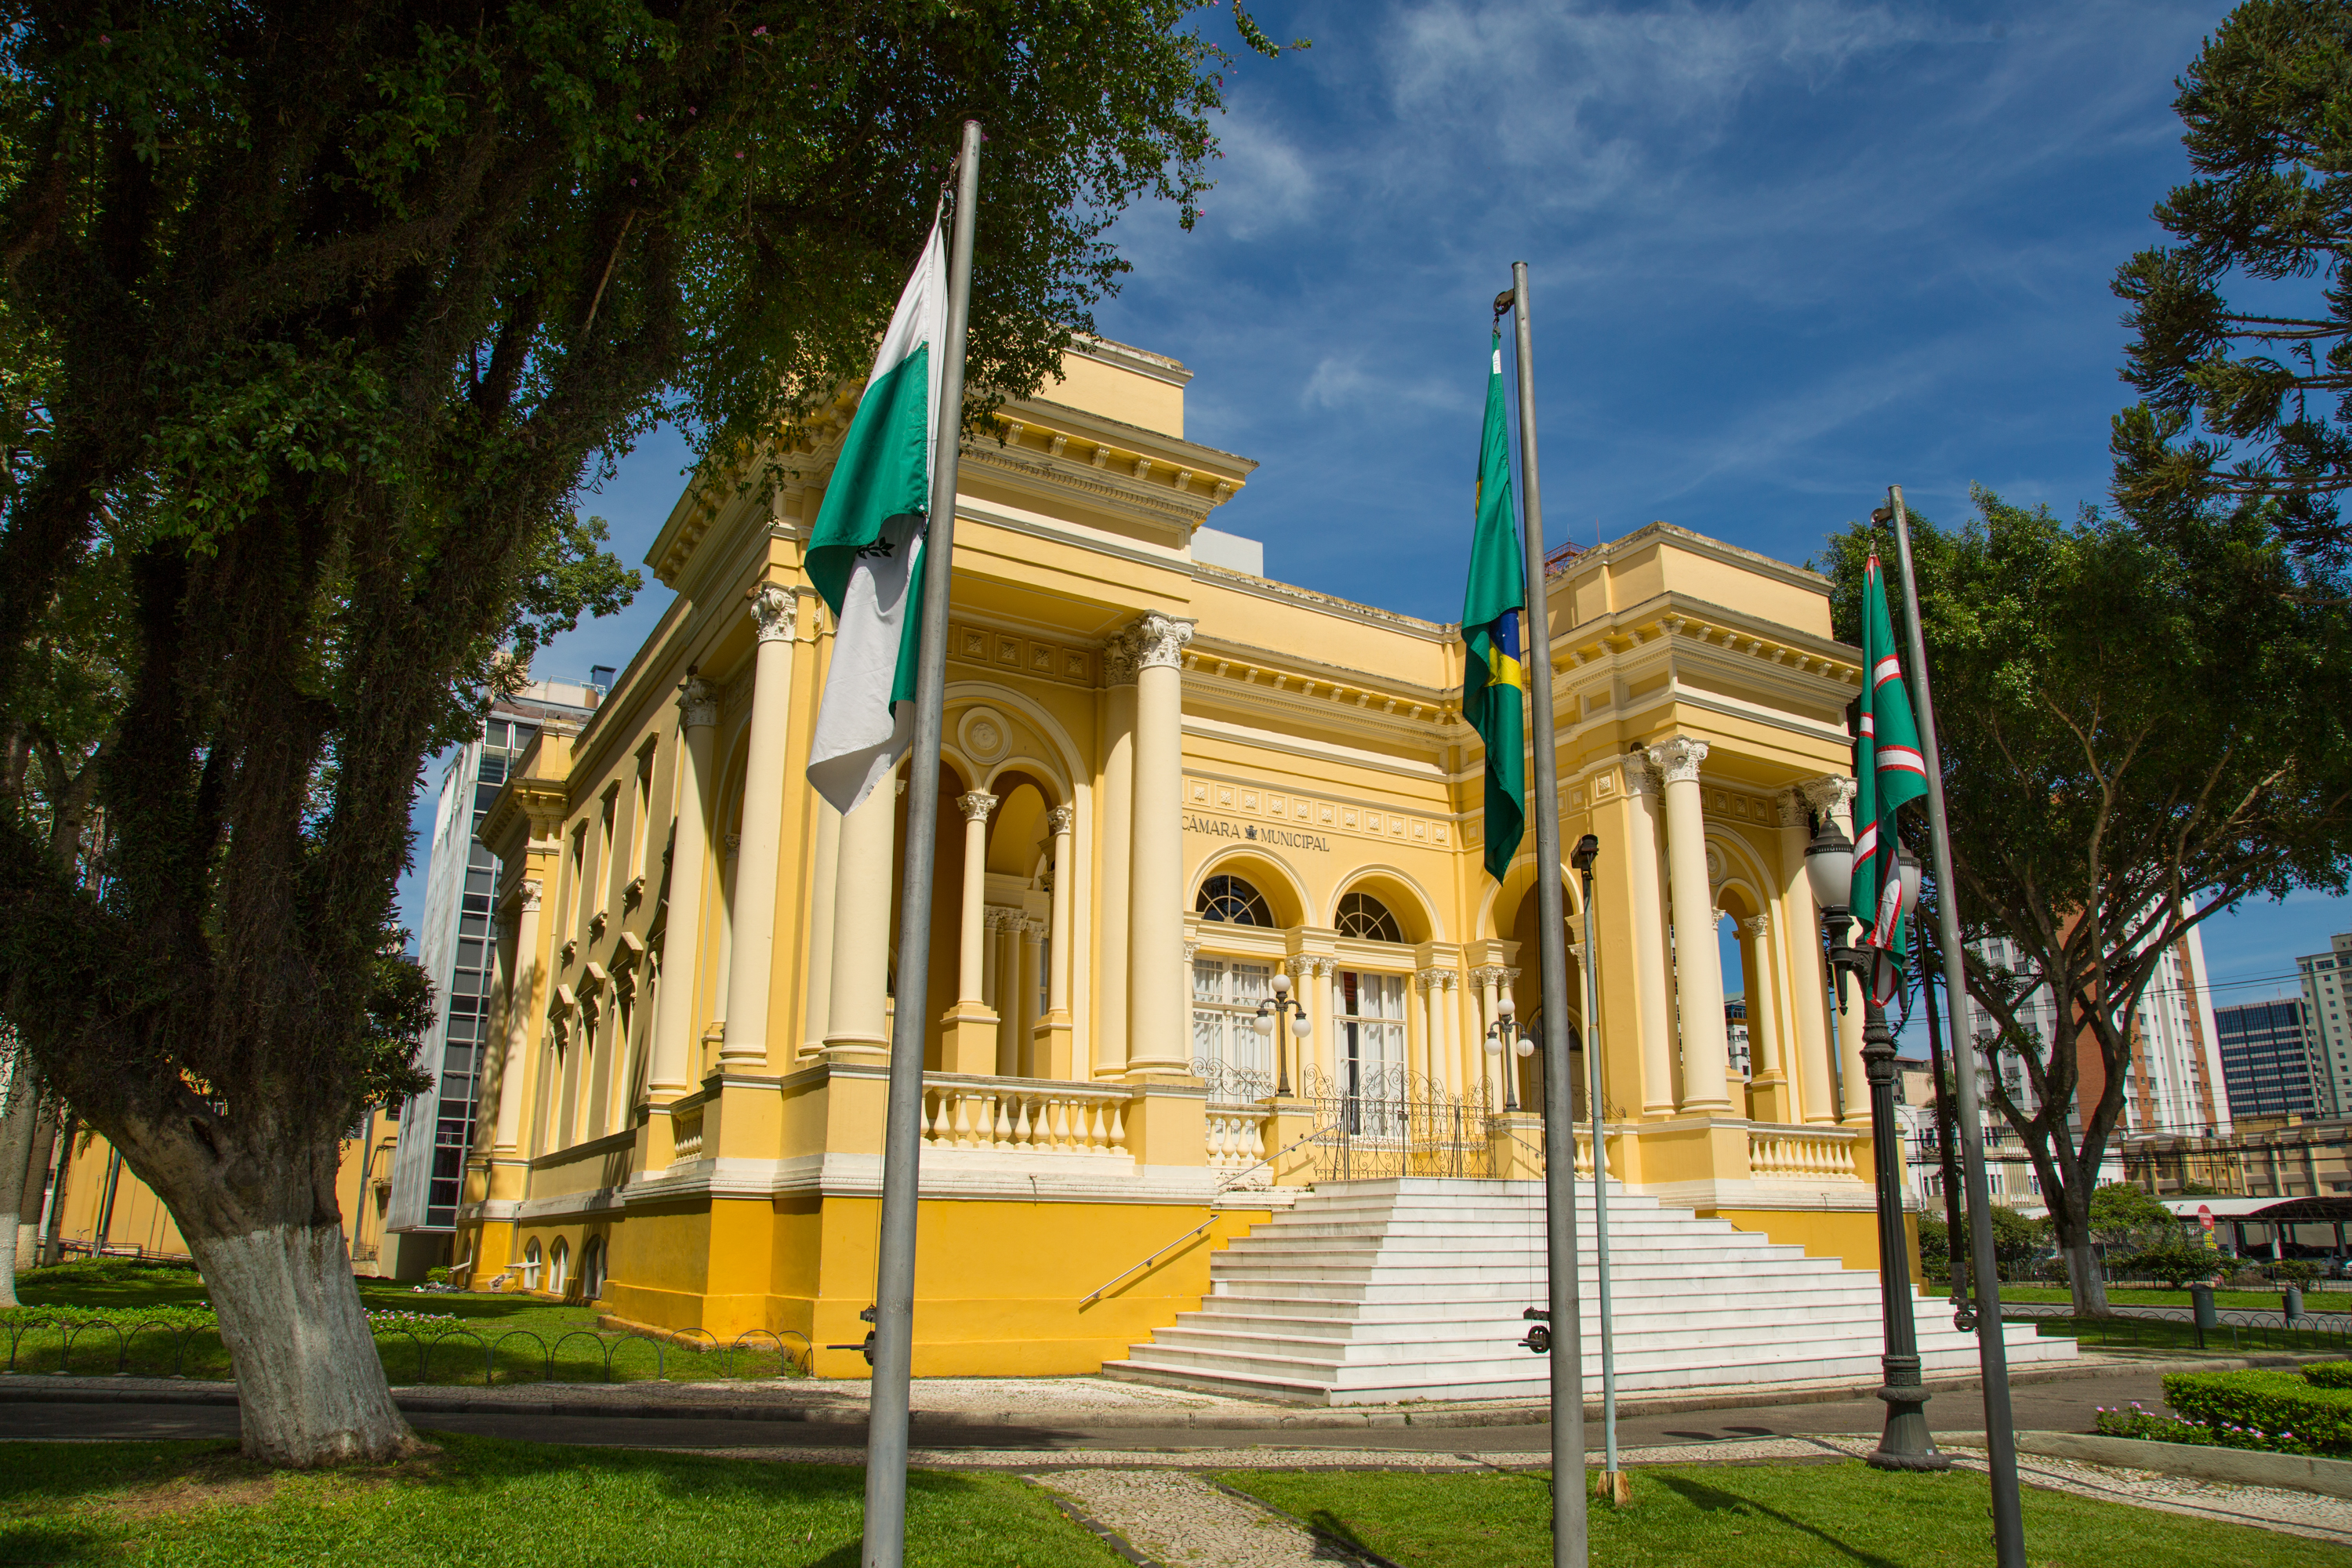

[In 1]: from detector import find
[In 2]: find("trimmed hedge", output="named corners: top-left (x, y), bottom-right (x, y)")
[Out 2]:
top-left (2161, 1370), bottom-right (2352, 1454)
top-left (2304, 1361), bottom-right (2352, 1391)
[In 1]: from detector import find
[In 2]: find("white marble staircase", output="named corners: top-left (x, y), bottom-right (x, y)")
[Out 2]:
top-left (1102, 1178), bottom-right (2074, 1406)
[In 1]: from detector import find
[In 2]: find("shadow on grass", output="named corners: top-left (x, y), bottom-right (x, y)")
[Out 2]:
top-left (0, 1432), bottom-right (1076, 1568)
top-left (1654, 1474), bottom-right (1904, 1568)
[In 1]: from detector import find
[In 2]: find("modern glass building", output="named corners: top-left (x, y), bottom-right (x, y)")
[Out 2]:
top-left (2217, 997), bottom-right (2320, 1120)
top-left (380, 680), bottom-right (598, 1272)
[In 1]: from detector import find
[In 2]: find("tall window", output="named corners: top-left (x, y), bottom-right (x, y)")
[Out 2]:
top-left (1336, 892), bottom-right (1402, 942)
top-left (1197, 875), bottom-right (1272, 925)
top-left (549, 1238), bottom-right (571, 1296)
top-left (1336, 970), bottom-right (1408, 1088)
top-left (522, 1239), bottom-right (543, 1291)
top-left (1192, 957), bottom-right (1272, 1093)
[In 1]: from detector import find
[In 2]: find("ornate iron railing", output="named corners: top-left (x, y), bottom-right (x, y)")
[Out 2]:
top-left (1300, 1065), bottom-right (1493, 1181)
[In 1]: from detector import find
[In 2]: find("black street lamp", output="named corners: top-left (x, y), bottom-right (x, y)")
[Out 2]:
top-left (1254, 971), bottom-right (1311, 1098)
top-left (1486, 996), bottom-right (1534, 1112)
top-left (1805, 817), bottom-right (1950, 1474)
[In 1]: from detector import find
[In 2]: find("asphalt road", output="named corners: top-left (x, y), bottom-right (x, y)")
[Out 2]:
top-left (0, 1367), bottom-right (2163, 1457)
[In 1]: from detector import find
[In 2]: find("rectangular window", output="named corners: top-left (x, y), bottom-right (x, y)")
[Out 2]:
top-left (1337, 971), bottom-right (1408, 1090)
top-left (1190, 958), bottom-right (1271, 1095)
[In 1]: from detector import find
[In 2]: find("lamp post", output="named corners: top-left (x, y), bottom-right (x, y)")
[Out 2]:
top-left (1486, 996), bottom-right (1535, 1112)
top-left (1805, 822), bottom-right (1948, 1474)
top-left (1254, 971), bottom-right (1312, 1098)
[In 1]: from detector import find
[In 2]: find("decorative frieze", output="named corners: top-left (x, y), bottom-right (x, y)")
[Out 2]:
top-left (948, 621), bottom-right (1095, 686)
top-left (1182, 775), bottom-right (1451, 849)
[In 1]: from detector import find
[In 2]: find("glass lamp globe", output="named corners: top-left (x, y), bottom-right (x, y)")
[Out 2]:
top-left (1270, 971), bottom-right (1292, 999)
top-left (1515, 1038), bottom-right (1536, 1058)
top-left (1484, 1033), bottom-right (1503, 1057)
top-left (1253, 1010), bottom-right (1276, 1038)
top-left (1896, 846), bottom-right (1923, 927)
top-left (1805, 817), bottom-right (1853, 912)
top-left (1293, 1012), bottom-right (1312, 1039)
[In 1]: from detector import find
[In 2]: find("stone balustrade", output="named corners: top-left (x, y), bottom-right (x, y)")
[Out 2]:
top-left (1205, 1106), bottom-right (1270, 1171)
top-left (1748, 1123), bottom-right (1864, 1182)
top-left (670, 1107), bottom-right (705, 1163)
top-left (920, 1074), bottom-right (1131, 1155)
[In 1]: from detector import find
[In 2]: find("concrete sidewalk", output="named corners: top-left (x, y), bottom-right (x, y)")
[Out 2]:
top-left (0, 1348), bottom-right (2281, 1431)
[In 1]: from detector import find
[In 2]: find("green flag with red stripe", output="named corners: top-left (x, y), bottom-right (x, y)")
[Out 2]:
top-left (1849, 551), bottom-right (1927, 1004)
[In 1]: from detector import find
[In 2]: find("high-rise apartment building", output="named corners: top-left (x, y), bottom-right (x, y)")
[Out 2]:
top-left (2296, 935), bottom-right (2352, 1116)
top-left (1971, 916), bottom-right (2227, 1140)
top-left (2213, 999), bottom-right (2318, 1120)
top-left (382, 678), bottom-right (599, 1272)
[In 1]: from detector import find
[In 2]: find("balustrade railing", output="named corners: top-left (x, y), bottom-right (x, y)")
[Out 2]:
top-left (1205, 1107), bottom-right (1270, 1172)
top-left (1748, 1123), bottom-right (1864, 1182)
top-left (670, 1107), bottom-right (705, 1163)
top-left (920, 1074), bottom-right (1130, 1155)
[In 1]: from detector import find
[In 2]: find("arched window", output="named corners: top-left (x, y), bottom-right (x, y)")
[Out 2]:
top-left (522, 1240), bottom-right (543, 1291)
top-left (581, 1238), bottom-right (606, 1301)
top-left (549, 1238), bottom-right (570, 1296)
top-left (1196, 875), bottom-right (1272, 926)
top-left (1336, 892), bottom-right (1403, 942)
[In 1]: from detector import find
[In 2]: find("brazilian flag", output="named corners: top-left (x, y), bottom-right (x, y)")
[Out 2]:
top-left (1464, 328), bottom-right (1527, 883)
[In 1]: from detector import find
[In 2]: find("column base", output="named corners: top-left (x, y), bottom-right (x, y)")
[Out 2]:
top-left (938, 1004), bottom-right (1000, 1075)
top-left (1030, 1014), bottom-right (1074, 1080)
top-left (1867, 1359), bottom-right (1949, 1472)
top-left (820, 1034), bottom-right (890, 1062)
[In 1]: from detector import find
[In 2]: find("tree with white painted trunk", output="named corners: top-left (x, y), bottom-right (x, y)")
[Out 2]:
top-left (0, 1), bottom-right (1273, 1468)
top-left (0, 1049), bottom-right (40, 1308)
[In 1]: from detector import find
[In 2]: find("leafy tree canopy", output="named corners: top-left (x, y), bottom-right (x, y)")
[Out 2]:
top-left (0, 0), bottom-right (1276, 1464)
top-left (1822, 487), bottom-right (2352, 1312)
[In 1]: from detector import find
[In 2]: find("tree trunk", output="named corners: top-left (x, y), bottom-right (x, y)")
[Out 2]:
top-left (0, 1063), bottom-right (40, 1306)
top-left (16, 1107), bottom-right (56, 1273)
top-left (2061, 1238), bottom-right (2109, 1315)
top-left (188, 1218), bottom-right (418, 1466)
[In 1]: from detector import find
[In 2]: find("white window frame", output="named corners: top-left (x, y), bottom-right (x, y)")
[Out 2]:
top-left (1192, 956), bottom-right (1273, 1098)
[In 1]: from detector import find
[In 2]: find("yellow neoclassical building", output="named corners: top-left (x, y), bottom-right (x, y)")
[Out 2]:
top-left (454, 336), bottom-right (1889, 1379)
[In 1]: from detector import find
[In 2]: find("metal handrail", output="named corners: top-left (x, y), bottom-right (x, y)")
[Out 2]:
top-left (1077, 1123), bottom-right (1327, 1307)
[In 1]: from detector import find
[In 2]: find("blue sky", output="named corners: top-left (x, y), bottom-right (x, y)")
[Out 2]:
top-left (398, 0), bottom-right (2343, 1007)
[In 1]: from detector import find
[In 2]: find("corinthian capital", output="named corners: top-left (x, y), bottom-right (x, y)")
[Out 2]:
top-left (750, 582), bottom-right (800, 644)
top-left (1127, 611), bottom-right (1196, 672)
top-left (518, 877), bottom-right (543, 913)
top-left (957, 790), bottom-right (999, 823)
top-left (678, 677), bottom-right (720, 730)
top-left (1647, 734), bottom-right (1710, 785)
top-left (1799, 773), bottom-right (1858, 820)
top-left (1047, 804), bottom-right (1075, 835)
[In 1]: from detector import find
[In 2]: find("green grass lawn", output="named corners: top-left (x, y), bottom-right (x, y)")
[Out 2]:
top-left (0, 1434), bottom-right (1117, 1568)
top-left (2001, 1285), bottom-right (2348, 1314)
top-left (2019, 1312), bottom-right (2352, 1358)
top-left (3, 1260), bottom-right (799, 1385)
top-left (1222, 1462), bottom-right (2350, 1568)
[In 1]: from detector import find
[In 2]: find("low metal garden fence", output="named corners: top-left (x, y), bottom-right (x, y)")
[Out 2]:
top-left (0, 1314), bottom-right (812, 1385)
top-left (2002, 1302), bottom-right (2352, 1356)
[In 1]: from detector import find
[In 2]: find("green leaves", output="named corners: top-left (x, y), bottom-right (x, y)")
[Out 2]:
top-left (2114, 0), bottom-right (2352, 559)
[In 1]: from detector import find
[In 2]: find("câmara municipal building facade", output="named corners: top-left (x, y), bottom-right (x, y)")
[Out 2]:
top-left (452, 336), bottom-right (1886, 1378)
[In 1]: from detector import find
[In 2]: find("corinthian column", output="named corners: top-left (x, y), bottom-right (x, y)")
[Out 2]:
top-left (720, 583), bottom-right (801, 1068)
top-left (1798, 773), bottom-right (1864, 1122)
top-left (1624, 758), bottom-right (1677, 1115)
top-left (823, 769), bottom-right (897, 1057)
top-left (1778, 789), bottom-right (1835, 1123)
top-left (492, 880), bottom-right (544, 1151)
top-left (1123, 612), bottom-right (1195, 1075)
top-left (940, 790), bottom-right (999, 1073)
top-left (1034, 804), bottom-right (1077, 1079)
top-left (1651, 735), bottom-right (1733, 1113)
top-left (649, 681), bottom-right (718, 1095)
top-left (1094, 643), bottom-right (1138, 1079)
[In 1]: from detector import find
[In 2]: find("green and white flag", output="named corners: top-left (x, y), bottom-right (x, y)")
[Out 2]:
top-left (806, 219), bottom-right (948, 815)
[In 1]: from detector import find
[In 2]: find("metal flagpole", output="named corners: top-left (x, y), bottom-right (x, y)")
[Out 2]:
top-left (1506, 260), bottom-right (1588, 1567)
top-left (861, 118), bottom-right (981, 1568)
top-left (1576, 837), bottom-right (1624, 1504)
top-left (1886, 484), bottom-right (2027, 1566)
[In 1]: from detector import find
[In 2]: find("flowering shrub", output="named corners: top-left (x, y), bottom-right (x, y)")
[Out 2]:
top-left (2095, 1403), bottom-right (2217, 1446)
top-left (0, 1304), bottom-right (460, 1333)
top-left (2161, 1370), bottom-right (2352, 1454)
